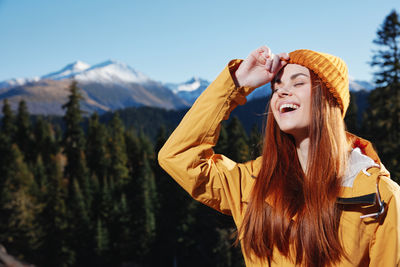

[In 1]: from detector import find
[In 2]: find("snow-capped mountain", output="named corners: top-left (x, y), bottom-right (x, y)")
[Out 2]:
top-left (164, 77), bottom-right (210, 104)
top-left (0, 59), bottom-right (376, 116)
top-left (166, 77), bottom-right (375, 104)
top-left (0, 77), bottom-right (40, 90)
top-left (0, 60), bottom-right (188, 115)
top-left (41, 60), bottom-right (152, 85)
top-left (73, 60), bottom-right (152, 85)
top-left (349, 77), bottom-right (374, 91)
top-left (41, 60), bottom-right (90, 80)
top-left (1, 60), bottom-right (152, 88)
top-left (166, 77), bottom-right (210, 93)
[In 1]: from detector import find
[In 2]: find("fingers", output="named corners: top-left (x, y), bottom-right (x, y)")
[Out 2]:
top-left (249, 46), bottom-right (289, 74)
top-left (266, 53), bottom-right (288, 73)
top-left (271, 54), bottom-right (281, 73)
top-left (252, 46), bottom-right (271, 65)
top-left (255, 46), bottom-right (273, 71)
top-left (277, 52), bottom-right (290, 61)
top-left (265, 55), bottom-right (273, 70)
top-left (260, 45), bottom-right (272, 58)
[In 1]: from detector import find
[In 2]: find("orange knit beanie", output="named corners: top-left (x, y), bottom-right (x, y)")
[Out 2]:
top-left (289, 49), bottom-right (350, 116)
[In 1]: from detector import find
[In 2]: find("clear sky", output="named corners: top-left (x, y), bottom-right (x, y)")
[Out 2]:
top-left (0, 0), bottom-right (399, 84)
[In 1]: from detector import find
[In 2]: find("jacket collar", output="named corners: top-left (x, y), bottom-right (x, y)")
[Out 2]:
top-left (341, 147), bottom-right (380, 188)
top-left (338, 133), bottom-right (386, 216)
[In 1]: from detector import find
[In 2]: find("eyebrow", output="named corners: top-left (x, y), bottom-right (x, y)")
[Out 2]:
top-left (290, 73), bottom-right (309, 80)
top-left (275, 73), bottom-right (309, 84)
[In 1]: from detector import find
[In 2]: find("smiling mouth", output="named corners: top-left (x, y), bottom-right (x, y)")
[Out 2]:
top-left (279, 103), bottom-right (299, 113)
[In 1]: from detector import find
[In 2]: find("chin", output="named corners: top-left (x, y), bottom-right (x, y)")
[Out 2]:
top-left (277, 124), bottom-right (309, 139)
top-left (277, 122), bottom-right (298, 133)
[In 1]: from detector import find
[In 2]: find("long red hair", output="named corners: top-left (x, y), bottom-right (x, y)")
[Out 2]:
top-left (238, 71), bottom-right (350, 266)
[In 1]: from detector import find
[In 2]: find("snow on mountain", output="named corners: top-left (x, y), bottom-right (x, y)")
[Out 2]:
top-left (166, 76), bottom-right (375, 105)
top-left (349, 77), bottom-right (374, 91)
top-left (73, 60), bottom-right (152, 85)
top-left (0, 60), bottom-right (376, 109)
top-left (0, 60), bottom-right (153, 90)
top-left (165, 77), bottom-right (210, 93)
top-left (0, 77), bottom-right (40, 89)
top-left (41, 60), bottom-right (90, 80)
top-left (164, 77), bottom-right (210, 104)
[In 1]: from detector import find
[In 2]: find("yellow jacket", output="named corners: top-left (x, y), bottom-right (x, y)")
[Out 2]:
top-left (158, 60), bottom-right (400, 266)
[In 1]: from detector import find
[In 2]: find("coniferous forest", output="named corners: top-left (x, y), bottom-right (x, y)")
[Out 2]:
top-left (0, 9), bottom-right (399, 267)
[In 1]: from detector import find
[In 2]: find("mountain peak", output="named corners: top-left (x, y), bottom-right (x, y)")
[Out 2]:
top-left (89, 59), bottom-right (122, 69)
top-left (74, 60), bottom-right (151, 84)
top-left (349, 77), bottom-right (374, 91)
top-left (186, 76), bottom-right (209, 83)
top-left (41, 60), bottom-right (90, 80)
top-left (163, 77), bottom-right (210, 105)
top-left (71, 60), bottom-right (91, 70)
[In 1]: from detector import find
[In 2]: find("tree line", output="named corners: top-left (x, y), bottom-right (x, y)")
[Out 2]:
top-left (0, 8), bottom-right (398, 267)
top-left (0, 80), bottom-right (258, 266)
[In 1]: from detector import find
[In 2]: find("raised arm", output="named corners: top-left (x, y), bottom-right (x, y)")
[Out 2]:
top-left (158, 47), bottom-right (288, 219)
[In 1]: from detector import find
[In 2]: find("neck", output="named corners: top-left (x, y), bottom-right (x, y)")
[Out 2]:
top-left (295, 136), bottom-right (310, 173)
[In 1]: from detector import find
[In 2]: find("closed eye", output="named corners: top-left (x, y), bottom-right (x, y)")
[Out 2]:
top-left (294, 82), bottom-right (304, 87)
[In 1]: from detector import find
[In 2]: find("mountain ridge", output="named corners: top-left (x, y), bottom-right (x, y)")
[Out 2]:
top-left (0, 60), bottom-right (375, 115)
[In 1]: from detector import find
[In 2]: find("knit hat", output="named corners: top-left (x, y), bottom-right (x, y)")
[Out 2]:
top-left (288, 49), bottom-right (350, 116)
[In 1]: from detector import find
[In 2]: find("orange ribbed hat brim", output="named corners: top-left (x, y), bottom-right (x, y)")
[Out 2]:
top-left (289, 49), bottom-right (350, 116)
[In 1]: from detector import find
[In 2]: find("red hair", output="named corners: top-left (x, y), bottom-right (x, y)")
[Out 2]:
top-left (238, 71), bottom-right (350, 266)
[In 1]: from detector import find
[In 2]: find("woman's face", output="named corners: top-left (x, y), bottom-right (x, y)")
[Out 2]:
top-left (270, 64), bottom-right (312, 140)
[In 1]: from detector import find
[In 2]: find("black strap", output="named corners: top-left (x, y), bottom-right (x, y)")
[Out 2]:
top-left (336, 193), bottom-right (376, 205)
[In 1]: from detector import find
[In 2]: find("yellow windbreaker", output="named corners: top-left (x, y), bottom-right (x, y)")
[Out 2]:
top-left (158, 60), bottom-right (400, 266)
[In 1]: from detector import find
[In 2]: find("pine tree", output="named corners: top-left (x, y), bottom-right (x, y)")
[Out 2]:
top-left (86, 113), bottom-right (109, 183)
top-left (214, 122), bottom-right (229, 155)
top-left (1, 99), bottom-right (16, 141)
top-left (138, 154), bottom-right (157, 255)
top-left (345, 92), bottom-right (359, 134)
top-left (62, 81), bottom-right (94, 265)
top-left (152, 126), bottom-right (181, 266)
top-left (33, 155), bottom-right (48, 194)
top-left (68, 179), bottom-right (94, 265)
top-left (154, 125), bottom-right (167, 154)
top-left (371, 10), bottom-right (400, 86)
top-left (0, 145), bottom-right (42, 262)
top-left (139, 130), bottom-right (154, 158)
top-left (38, 154), bottom-right (75, 267)
top-left (15, 100), bottom-right (33, 162)
top-left (94, 177), bottom-right (113, 265)
top-left (95, 218), bottom-right (109, 259)
top-left (62, 80), bottom-right (86, 179)
top-left (112, 193), bottom-right (135, 265)
top-left (248, 124), bottom-right (262, 160)
top-left (364, 9), bottom-right (400, 181)
top-left (226, 116), bottom-right (250, 162)
top-left (107, 112), bottom-right (129, 189)
top-left (62, 80), bottom-right (91, 200)
top-left (125, 128), bottom-right (141, 177)
top-left (126, 147), bottom-right (158, 264)
top-left (33, 116), bottom-right (60, 167)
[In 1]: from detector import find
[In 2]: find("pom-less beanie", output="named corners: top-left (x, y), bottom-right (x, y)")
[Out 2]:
top-left (289, 49), bottom-right (350, 117)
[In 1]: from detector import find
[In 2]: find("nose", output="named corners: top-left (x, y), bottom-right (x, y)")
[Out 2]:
top-left (276, 87), bottom-right (292, 97)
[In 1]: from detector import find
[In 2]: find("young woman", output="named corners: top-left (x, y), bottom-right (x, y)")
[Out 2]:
top-left (158, 46), bottom-right (400, 266)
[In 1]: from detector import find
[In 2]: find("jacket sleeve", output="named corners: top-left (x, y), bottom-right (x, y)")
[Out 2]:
top-left (369, 176), bottom-right (400, 266)
top-left (158, 60), bottom-right (257, 219)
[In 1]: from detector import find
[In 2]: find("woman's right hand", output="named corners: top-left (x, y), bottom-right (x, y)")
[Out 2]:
top-left (234, 46), bottom-right (289, 88)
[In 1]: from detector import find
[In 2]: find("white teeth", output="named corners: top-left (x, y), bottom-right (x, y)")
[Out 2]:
top-left (279, 103), bottom-right (299, 113)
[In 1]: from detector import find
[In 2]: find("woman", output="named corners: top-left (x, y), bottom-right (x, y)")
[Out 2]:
top-left (158, 46), bottom-right (400, 266)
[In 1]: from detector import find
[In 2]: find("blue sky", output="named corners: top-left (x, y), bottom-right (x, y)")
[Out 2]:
top-left (0, 0), bottom-right (399, 83)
